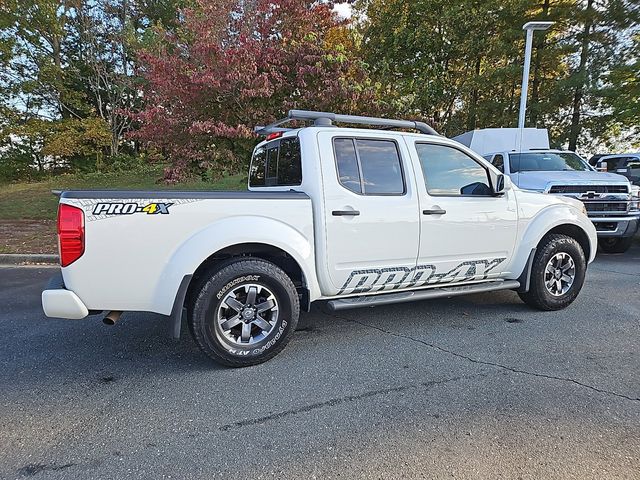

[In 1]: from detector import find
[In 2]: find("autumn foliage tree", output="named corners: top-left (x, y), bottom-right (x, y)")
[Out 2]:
top-left (134, 0), bottom-right (378, 181)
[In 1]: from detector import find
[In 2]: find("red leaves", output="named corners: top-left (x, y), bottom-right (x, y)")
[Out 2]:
top-left (132, 0), bottom-right (378, 180)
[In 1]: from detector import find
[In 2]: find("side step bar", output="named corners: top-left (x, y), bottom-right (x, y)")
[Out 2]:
top-left (326, 280), bottom-right (521, 312)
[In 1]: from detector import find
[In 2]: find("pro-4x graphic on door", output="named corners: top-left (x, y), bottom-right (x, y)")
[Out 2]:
top-left (338, 258), bottom-right (505, 295)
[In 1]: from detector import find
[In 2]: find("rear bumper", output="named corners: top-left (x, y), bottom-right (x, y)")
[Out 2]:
top-left (41, 272), bottom-right (89, 319)
top-left (590, 216), bottom-right (639, 238)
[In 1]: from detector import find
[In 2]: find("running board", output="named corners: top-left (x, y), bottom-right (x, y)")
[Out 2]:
top-left (326, 280), bottom-right (521, 312)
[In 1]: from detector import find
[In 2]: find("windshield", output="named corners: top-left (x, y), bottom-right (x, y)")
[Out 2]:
top-left (509, 152), bottom-right (591, 173)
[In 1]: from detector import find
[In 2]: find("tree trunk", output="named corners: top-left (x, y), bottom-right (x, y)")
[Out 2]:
top-left (529, 0), bottom-right (550, 126)
top-left (507, 59), bottom-right (517, 121)
top-left (111, 128), bottom-right (119, 157)
top-left (568, 0), bottom-right (594, 151)
top-left (121, 0), bottom-right (129, 77)
top-left (466, 57), bottom-right (482, 131)
top-left (51, 35), bottom-right (66, 118)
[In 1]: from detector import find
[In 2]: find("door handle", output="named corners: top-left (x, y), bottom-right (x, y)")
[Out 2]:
top-left (332, 210), bottom-right (360, 216)
top-left (423, 209), bottom-right (446, 215)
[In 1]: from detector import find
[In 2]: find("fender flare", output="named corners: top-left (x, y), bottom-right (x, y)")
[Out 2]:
top-left (507, 204), bottom-right (596, 282)
top-left (154, 215), bottom-right (319, 323)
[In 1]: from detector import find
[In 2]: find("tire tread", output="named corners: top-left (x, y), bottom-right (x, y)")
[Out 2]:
top-left (189, 258), bottom-right (299, 367)
top-left (518, 233), bottom-right (586, 311)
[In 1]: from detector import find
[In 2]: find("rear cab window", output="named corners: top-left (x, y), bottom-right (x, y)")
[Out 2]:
top-left (250, 136), bottom-right (302, 187)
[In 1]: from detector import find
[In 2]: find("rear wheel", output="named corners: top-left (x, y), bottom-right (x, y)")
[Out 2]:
top-left (189, 258), bottom-right (299, 367)
top-left (598, 236), bottom-right (634, 254)
top-left (518, 234), bottom-right (586, 311)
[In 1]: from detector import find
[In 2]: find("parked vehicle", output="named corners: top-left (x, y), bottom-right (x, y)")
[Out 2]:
top-left (43, 111), bottom-right (597, 367)
top-left (454, 128), bottom-right (639, 254)
top-left (589, 153), bottom-right (616, 167)
top-left (595, 153), bottom-right (640, 186)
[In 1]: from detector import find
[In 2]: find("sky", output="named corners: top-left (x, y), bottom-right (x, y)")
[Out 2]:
top-left (333, 2), bottom-right (353, 19)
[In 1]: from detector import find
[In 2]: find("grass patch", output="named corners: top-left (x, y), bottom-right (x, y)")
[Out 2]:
top-left (0, 168), bottom-right (247, 220)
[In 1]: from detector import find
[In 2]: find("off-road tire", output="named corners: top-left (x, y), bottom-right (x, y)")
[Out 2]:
top-left (518, 234), bottom-right (586, 311)
top-left (598, 236), bottom-right (634, 254)
top-left (189, 258), bottom-right (299, 367)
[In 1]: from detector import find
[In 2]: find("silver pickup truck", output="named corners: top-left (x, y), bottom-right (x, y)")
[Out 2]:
top-left (455, 129), bottom-right (639, 253)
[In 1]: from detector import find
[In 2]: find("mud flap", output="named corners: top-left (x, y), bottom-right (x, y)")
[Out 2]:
top-left (168, 275), bottom-right (192, 339)
top-left (516, 248), bottom-right (536, 293)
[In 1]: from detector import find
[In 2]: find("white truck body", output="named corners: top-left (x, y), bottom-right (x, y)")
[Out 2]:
top-left (42, 111), bottom-right (598, 366)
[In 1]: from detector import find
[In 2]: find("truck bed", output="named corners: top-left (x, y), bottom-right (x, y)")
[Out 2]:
top-left (58, 190), bottom-right (314, 315)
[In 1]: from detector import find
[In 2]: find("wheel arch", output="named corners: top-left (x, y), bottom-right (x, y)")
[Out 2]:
top-left (516, 223), bottom-right (592, 293)
top-left (545, 223), bottom-right (592, 261)
top-left (509, 204), bottom-right (596, 284)
top-left (185, 242), bottom-right (311, 315)
top-left (154, 216), bottom-right (318, 339)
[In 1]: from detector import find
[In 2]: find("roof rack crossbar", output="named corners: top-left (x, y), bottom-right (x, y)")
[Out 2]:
top-left (255, 110), bottom-right (439, 136)
top-left (252, 126), bottom-right (292, 134)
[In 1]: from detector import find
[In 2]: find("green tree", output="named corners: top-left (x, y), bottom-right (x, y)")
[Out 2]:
top-left (602, 32), bottom-right (640, 143)
top-left (0, 0), bottom-right (185, 177)
top-left (134, 0), bottom-right (380, 181)
top-left (355, 0), bottom-right (542, 135)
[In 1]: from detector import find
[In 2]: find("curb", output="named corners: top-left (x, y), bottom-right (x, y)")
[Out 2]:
top-left (0, 254), bottom-right (59, 266)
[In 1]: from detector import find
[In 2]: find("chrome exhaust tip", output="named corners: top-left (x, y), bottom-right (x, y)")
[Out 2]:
top-left (103, 311), bottom-right (123, 326)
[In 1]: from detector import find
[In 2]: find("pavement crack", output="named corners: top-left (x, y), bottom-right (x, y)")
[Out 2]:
top-left (328, 312), bottom-right (640, 403)
top-left (219, 373), bottom-right (480, 432)
top-left (17, 462), bottom-right (76, 477)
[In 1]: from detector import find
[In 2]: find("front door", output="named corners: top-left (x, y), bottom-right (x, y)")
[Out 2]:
top-left (409, 140), bottom-right (518, 286)
top-left (318, 132), bottom-right (420, 295)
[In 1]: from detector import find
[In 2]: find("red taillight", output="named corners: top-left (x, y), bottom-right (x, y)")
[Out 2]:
top-left (266, 131), bottom-right (283, 141)
top-left (57, 203), bottom-right (85, 267)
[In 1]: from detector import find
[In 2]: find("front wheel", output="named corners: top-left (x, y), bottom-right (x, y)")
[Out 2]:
top-left (189, 258), bottom-right (299, 367)
top-left (598, 236), bottom-right (634, 254)
top-left (518, 234), bottom-right (586, 311)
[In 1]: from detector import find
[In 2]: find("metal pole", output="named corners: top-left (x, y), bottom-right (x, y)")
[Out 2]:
top-left (518, 28), bottom-right (534, 129)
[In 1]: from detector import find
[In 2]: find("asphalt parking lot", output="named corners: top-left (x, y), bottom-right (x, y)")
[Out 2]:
top-left (1, 242), bottom-right (639, 479)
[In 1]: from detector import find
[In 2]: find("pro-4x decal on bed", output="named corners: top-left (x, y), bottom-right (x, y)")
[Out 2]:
top-left (337, 258), bottom-right (506, 295)
top-left (92, 202), bottom-right (172, 216)
top-left (77, 198), bottom-right (202, 222)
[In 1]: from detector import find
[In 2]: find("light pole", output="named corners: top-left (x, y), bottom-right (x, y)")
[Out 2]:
top-left (518, 21), bottom-right (554, 128)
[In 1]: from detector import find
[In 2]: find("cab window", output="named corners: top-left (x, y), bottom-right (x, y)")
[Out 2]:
top-left (415, 143), bottom-right (492, 196)
top-left (492, 154), bottom-right (505, 173)
top-left (249, 137), bottom-right (302, 187)
top-left (333, 138), bottom-right (405, 195)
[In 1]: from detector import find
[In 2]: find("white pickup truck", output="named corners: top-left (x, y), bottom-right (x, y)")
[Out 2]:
top-left (42, 111), bottom-right (597, 367)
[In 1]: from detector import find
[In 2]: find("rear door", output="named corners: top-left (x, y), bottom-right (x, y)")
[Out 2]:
top-left (317, 131), bottom-right (420, 295)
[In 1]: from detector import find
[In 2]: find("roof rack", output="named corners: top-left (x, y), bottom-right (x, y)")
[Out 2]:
top-left (254, 109), bottom-right (439, 136)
